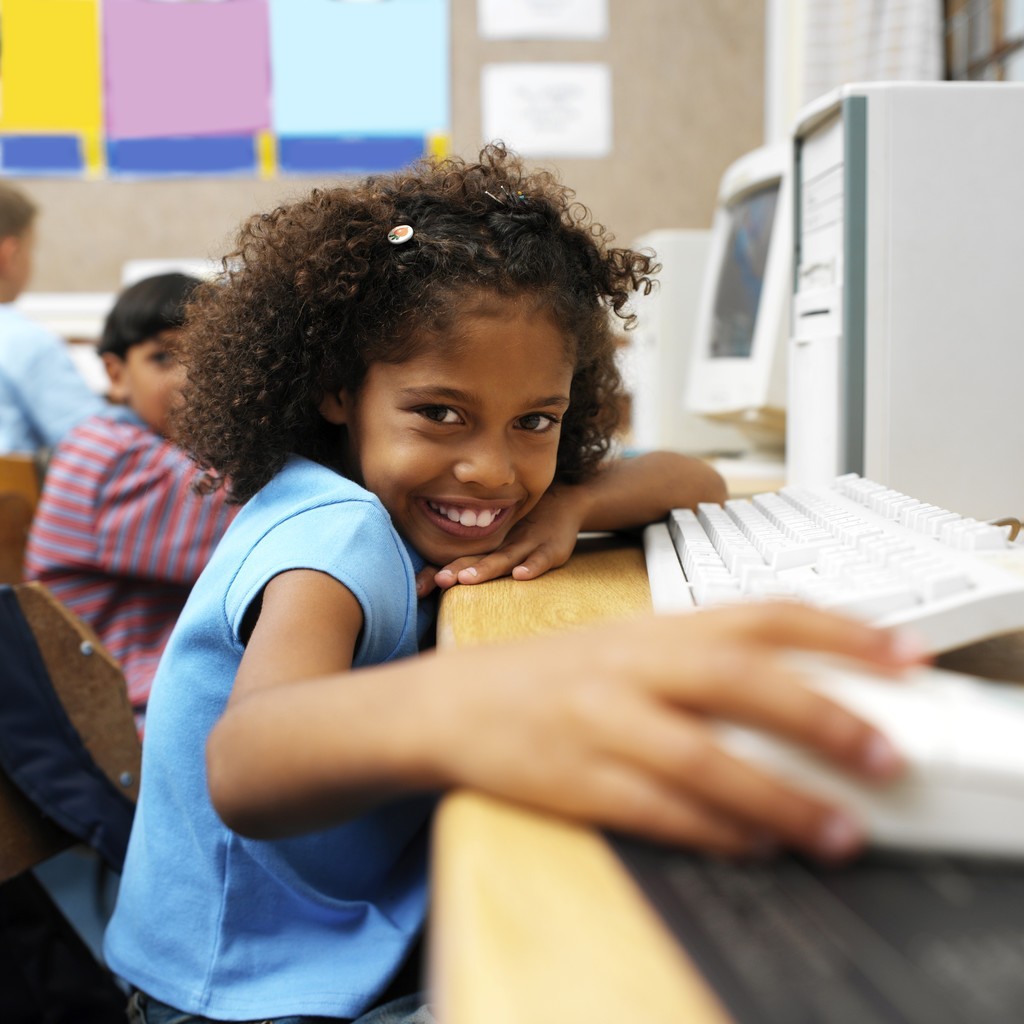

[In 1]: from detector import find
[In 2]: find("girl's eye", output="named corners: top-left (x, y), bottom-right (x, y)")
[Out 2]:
top-left (419, 405), bottom-right (462, 425)
top-left (517, 413), bottom-right (559, 434)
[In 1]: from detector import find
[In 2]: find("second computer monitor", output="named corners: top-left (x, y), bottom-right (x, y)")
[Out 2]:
top-left (685, 142), bottom-right (791, 456)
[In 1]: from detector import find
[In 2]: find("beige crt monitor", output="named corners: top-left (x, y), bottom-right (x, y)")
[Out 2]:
top-left (684, 143), bottom-right (792, 460)
top-left (787, 82), bottom-right (1024, 521)
top-left (624, 229), bottom-right (749, 456)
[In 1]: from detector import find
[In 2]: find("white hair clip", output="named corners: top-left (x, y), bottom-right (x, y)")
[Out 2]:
top-left (387, 225), bottom-right (414, 245)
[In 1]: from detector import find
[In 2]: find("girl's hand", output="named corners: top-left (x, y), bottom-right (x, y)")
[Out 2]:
top-left (419, 603), bottom-right (924, 862)
top-left (421, 483), bottom-right (587, 595)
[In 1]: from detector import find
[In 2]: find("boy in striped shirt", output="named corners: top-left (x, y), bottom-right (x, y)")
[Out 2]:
top-left (24, 273), bottom-right (238, 733)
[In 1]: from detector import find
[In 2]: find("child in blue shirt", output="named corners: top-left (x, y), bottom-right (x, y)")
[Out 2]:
top-left (0, 181), bottom-right (103, 456)
top-left (105, 145), bottom-right (918, 1024)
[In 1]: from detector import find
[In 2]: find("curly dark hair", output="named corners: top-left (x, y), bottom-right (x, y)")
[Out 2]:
top-left (176, 144), bottom-right (657, 503)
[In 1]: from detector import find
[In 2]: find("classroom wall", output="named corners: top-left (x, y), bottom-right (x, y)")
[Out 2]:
top-left (22, 0), bottom-right (764, 293)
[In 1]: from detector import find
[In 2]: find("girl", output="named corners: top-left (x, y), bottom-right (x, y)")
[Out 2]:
top-left (105, 145), bottom-right (917, 1024)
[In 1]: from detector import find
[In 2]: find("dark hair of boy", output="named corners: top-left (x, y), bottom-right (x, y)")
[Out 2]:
top-left (98, 272), bottom-right (202, 358)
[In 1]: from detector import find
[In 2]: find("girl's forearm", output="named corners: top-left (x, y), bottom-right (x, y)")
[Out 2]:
top-left (575, 450), bottom-right (727, 533)
top-left (208, 605), bottom-right (921, 860)
top-left (206, 651), bottom-right (453, 838)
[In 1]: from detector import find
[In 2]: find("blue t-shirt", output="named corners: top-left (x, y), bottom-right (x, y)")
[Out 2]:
top-left (104, 456), bottom-right (436, 1019)
top-left (0, 303), bottom-right (103, 454)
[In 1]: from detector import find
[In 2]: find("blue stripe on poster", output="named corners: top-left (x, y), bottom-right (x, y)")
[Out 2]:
top-left (278, 136), bottom-right (425, 173)
top-left (0, 135), bottom-right (84, 174)
top-left (107, 136), bottom-right (257, 175)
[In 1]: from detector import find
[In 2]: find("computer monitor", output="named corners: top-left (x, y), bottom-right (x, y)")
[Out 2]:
top-left (787, 82), bottom-right (1024, 520)
top-left (623, 229), bottom-right (750, 458)
top-left (684, 142), bottom-right (791, 456)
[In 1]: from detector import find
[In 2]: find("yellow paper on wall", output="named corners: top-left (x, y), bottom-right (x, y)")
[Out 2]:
top-left (0, 0), bottom-right (103, 133)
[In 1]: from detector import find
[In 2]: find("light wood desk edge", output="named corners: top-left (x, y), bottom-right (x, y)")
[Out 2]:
top-left (428, 538), bottom-right (731, 1024)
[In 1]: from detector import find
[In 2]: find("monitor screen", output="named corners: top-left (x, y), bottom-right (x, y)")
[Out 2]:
top-left (709, 183), bottom-right (779, 359)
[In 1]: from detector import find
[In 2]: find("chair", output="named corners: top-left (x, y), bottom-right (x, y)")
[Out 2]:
top-left (0, 453), bottom-right (40, 505)
top-left (0, 454), bottom-right (41, 586)
top-left (0, 493), bottom-right (33, 586)
top-left (0, 582), bottom-right (140, 1022)
top-left (0, 582), bottom-right (140, 882)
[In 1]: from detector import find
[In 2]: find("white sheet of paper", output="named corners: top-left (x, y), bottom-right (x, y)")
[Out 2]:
top-left (481, 63), bottom-right (612, 158)
top-left (477, 0), bottom-right (607, 39)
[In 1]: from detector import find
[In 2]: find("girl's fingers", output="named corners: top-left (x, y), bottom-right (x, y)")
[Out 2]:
top-left (436, 542), bottom-right (563, 585)
top-left (415, 565), bottom-right (440, 596)
top-left (509, 546), bottom-right (557, 580)
top-left (644, 643), bottom-right (905, 783)
top-left (603, 783), bottom-right (776, 859)
top-left (586, 692), bottom-right (869, 861)
top-left (454, 550), bottom-right (518, 584)
top-left (520, 757), bottom-right (780, 858)
top-left (695, 603), bottom-right (927, 671)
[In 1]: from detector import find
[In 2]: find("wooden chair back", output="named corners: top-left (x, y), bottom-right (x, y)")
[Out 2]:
top-left (0, 492), bottom-right (34, 584)
top-left (0, 583), bottom-right (141, 883)
top-left (0, 453), bottom-right (41, 584)
top-left (0, 452), bottom-right (41, 505)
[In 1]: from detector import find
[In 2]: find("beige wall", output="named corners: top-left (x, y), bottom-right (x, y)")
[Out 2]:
top-left (22, 0), bottom-right (764, 292)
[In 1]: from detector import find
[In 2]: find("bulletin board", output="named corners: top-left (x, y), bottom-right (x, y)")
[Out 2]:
top-left (0, 0), bottom-right (450, 178)
top-left (17, 0), bottom-right (764, 293)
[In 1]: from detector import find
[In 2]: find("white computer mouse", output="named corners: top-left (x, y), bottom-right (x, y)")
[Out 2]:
top-left (715, 657), bottom-right (1024, 858)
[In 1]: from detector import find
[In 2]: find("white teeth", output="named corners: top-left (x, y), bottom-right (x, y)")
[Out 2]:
top-left (430, 502), bottom-right (500, 528)
top-left (428, 501), bottom-right (499, 528)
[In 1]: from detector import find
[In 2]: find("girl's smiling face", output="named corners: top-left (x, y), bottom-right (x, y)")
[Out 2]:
top-left (321, 297), bottom-right (574, 567)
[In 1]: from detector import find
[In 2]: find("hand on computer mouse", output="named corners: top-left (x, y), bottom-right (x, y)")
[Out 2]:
top-left (424, 602), bottom-right (924, 863)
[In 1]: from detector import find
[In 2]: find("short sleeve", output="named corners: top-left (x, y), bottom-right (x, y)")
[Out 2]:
top-left (223, 498), bottom-right (417, 667)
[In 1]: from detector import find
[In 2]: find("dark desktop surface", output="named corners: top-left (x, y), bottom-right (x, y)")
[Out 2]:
top-left (610, 835), bottom-right (1024, 1024)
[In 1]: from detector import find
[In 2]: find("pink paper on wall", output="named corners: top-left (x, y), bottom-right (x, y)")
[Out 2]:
top-left (102, 0), bottom-right (272, 140)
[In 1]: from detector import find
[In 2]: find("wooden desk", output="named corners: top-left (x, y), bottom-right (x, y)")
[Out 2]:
top-left (430, 530), bottom-right (1024, 1023)
top-left (430, 536), bottom-right (731, 1024)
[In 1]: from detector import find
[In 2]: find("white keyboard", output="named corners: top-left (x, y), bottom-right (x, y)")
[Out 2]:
top-left (644, 474), bottom-right (1024, 654)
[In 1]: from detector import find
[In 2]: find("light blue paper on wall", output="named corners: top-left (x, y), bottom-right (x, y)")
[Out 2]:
top-left (268, 0), bottom-right (449, 137)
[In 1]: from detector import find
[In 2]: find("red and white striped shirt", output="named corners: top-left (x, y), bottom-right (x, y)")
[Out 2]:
top-left (24, 406), bottom-right (238, 729)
